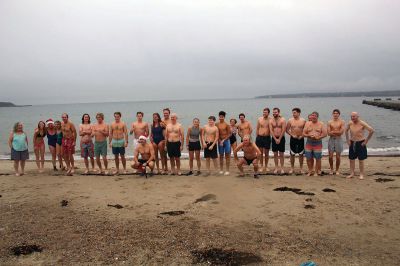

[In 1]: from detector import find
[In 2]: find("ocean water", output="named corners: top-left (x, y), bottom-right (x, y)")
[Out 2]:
top-left (1, 97), bottom-right (399, 159)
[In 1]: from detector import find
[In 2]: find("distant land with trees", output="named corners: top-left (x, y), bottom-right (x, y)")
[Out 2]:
top-left (255, 90), bottom-right (400, 99)
top-left (0, 102), bottom-right (31, 107)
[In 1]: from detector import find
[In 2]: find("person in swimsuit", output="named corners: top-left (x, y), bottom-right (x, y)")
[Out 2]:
top-left (33, 121), bottom-right (46, 173)
top-left (303, 111), bottom-right (327, 176)
top-left (109, 112), bottom-right (128, 175)
top-left (186, 118), bottom-right (203, 176)
top-left (286, 108), bottom-right (306, 174)
top-left (256, 107), bottom-right (272, 173)
top-left (234, 135), bottom-right (261, 178)
top-left (79, 114), bottom-right (96, 174)
top-left (216, 111), bottom-right (232, 175)
top-left (8, 122), bottom-right (29, 176)
top-left (237, 113), bottom-right (253, 142)
top-left (269, 108), bottom-right (286, 174)
top-left (165, 113), bottom-right (184, 175)
top-left (130, 111), bottom-right (149, 159)
top-left (161, 108), bottom-right (171, 127)
top-left (327, 109), bottom-right (345, 175)
top-left (61, 113), bottom-right (77, 175)
top-left (92, 113), bottom-right (109, 175)
top-left (131, 135), bottom-right (156, 176)
top-left (229, 118), bottom-right (238, 160)
top-left (151, 113), bottom-right (167, 174)
top-left (345, 112), bottom-right (374, 180)
top-left (202, 116), bottom-right (219, 176)
top-left (54, 120), bottom-right (65, 170)
top-left (46, 119), bottom-right (58, 171)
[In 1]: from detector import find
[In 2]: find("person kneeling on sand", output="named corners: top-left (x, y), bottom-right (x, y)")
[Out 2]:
top-left (131, 135), bottom-right (156, 176)
top-left (234, 135), bottom-right (261, 178)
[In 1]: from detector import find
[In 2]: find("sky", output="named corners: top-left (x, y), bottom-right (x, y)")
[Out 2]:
top-left (0, 0), bottom-right (399, 104)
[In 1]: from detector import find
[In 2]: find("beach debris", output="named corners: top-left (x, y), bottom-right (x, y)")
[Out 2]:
top-left (387, 186), bottom-right (400, 189)
top-left (60, 200), bottom-right (68, 207)
top-left (273, 187), bottom-right (315, 196)
top-left (305, 198), bottom-right (312, 202)
top-left (304, 204), bottom-right (315, 209)
top-left (159, 210), bottom-right (185, 216)
top-left (375, 178), bottom-right (395, 183)
top-left (373, 172), bottom-right (399, 177)
top-left (322, 188), bottom-right (336, 192)
top-left (300, 261), bottom-right (318, 266)
top-left (107, 204), bottom-right (124, 209)
top-left (191, 248), bottom-right (263, 265)
top-left (0, 195), bottom-right (2, 198)
top-left (11, 244), bottom-right (43, 256)
top-left (194, 194), bottom-right (217, 203)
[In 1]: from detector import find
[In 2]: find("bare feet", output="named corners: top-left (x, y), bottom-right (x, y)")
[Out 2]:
top-left (346, 174), bottom-right (354, 179)
top-left (83, 169), bottom-right (89, 175)
top-left (273, 168), bottom-right (278, 174)
top-left (238, 173), bottom-right (245, 177)
top-left (359, 175), bottom-right (364, 180)
top-left (307, 171), bottom-right (314, 176)
top-left (329, 170), bottom-right (334, 175)
top-left (112, 170), bottom-right (120, 175)
top-left (15, 173), bottom-right (20, 177)
top-left (288, 169), bottom-right (294, 175)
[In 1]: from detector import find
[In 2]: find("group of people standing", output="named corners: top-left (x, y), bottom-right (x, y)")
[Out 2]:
top-left (8, 107), bottom-right (374, 179)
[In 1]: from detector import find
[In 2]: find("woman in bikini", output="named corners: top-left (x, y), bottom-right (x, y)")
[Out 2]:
top-left (33, 121), bottom-right (47, 173)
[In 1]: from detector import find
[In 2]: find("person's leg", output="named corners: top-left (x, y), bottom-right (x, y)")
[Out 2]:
top-left (289, 154), bottom-right (295, 174)
top-left (159, 141), bottom-right (168, 173)
top-left (170, 156), bottom-right (176, 174)
top-left (103, 155), bottom-right (108, 173)
top-left (57, 144), bottom-right (64, 169)
top-left (70, 153), bottom-right (75, 174)
top-left (148, 161), bottom-right (155, 173)
top-left (189, 150), bottom-right (194, 172)
top-left (299, 154), bottom-right (304, 173)
top-left (40, 144), bottom-right (45, 171)
top-left (96, 154), bottom-right (103, 173)
top-left (232, 142), bottom-right (238, 160)
top-left (225, 153), bottom-right (230, 174)
top-left (152, 143), bottom-right (160, 173)
top-left (114, 153), bottom-right (120, 174)
top-left (253, 159), bottom-right (259, 175)
top-left (21, 160), bottom-right (26, 175)
top-left (63, 151), bottom-right (71, 173)
top-left (273, 152), bottom-right (279, 173)
top-left (206, 158), bottom-right (211, 174)
top-left (14, 160), bottom-right (20, 176)
top-left (237, 159), bottom-right (245, 176)
top-left (121, 154), bottom-right (127, 172)
top-left (212, 158), bottom-right (218, 172)
top-left (84, 157), bottom-right (89, 173)
top-left (50, 146), bottom-right (57, 170)
top-left (279, 151), bottom-right (285, 174)
top-left (219, 148), bottom-right (224, 173)
top-left (335, 153), bottom-right (341, 174)
top-left (264, 149), bottom-right (270, 172)
top-left (328, 151), bottom-right (334, 174)
top-left (34, 148), bottom-right (40, 170)
top-left (176, 158), bottom-right (181, 175)
top-left (258, 146), bottom-right (264, 171)
top-left (359, 160), bottom-right (365, 179)
top-left (347, 159), bottom-right (355, 178)
top-left (306, 157), bottom-right (314, 176)
top-left (195, 150), bottom-right (201, 172)
top-left (315, 158), bottom-right (322, 176)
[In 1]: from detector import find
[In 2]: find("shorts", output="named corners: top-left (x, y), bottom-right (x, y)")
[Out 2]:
top-left (94, 140), bottom-right (108, 157)
top-left (188, 141), bottom-right (201, 151)
top-left (230, 134), bottom-right (237, 145)
top-left (204, 142), bottom-right (218, 159)
top-left (11, 148), bottom-right (29, 161)
top-left (112, 139), bottom-right (126, 155)
top-left (80, 141), bottom-right (94, 158)
top-left (305, 139), bottom-right (323, 159)
top-left (349, 140), bottom-right (367, 160)
top-left (218, 139), bottom-right (231, 154)
top-left (167, 141), bottom-right (181, 158)
top-left (290, 137), bottom-right (305, 155)
top-left (328, 137), bottom-right (343, 153)
top-left (272, 136), bottom-right (285, 153)
top-left (244, 157), bottom-right (256, 165)
top-left (62, 138), bottom-right (75, 154)
top-left (256, 135), bottom-right (271, 149)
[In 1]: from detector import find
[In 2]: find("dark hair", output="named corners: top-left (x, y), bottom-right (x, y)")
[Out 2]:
top-left (292, 107), bottom-right (301, 113)
top-left (137, 111), bottom-right (144, 116)
top-left (230, 118), bottom-right (237, 124)
top-left (239, 113), bottom-right (245, 118)
top-left (263, 107), bottom-right (270, 113)
top-left (13, 122), bottom-right (22, 133)
top-left (62, 113), bottom-right (68, 118)
top-left (152, 113), bottom-right (161, 127)
top-left (96, 113), bottom-right (104, 119)
top-left (219, 111), bottom-right (226, 117)
top-left (114, 111), bottom-right (122, 117)
top-left (312, 111), bottom-right (319, 118)
top-left (273, 107), bottom-right (280, 113)
top-left (208, 116), bottom-right (216, 121)
top-left (332, 109), bottom-right (340, 114)
top-left (37, 121), bottom-right (47, 137)
top-left (163, 108), bottom-right (170, 114)
top-left (82, 113), bottom-right (91, 124)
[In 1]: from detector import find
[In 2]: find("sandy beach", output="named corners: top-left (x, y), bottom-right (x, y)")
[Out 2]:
top-left (0, 156), bottom-right (399, 265)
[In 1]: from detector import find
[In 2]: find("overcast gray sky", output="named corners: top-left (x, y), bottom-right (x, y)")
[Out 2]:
top-left (1, 0), bottom-right (399, 104)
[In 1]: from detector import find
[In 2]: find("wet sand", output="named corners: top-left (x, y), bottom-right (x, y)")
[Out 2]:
top-left (0, 156), bottom-right (399, 265)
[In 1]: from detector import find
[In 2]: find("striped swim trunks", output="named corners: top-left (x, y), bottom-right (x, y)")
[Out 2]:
top-left (305, 139), bottom-right (323, 159)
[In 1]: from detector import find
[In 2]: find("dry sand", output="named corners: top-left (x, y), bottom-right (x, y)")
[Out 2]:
top-left (0, 156), bottom-right (399, 265)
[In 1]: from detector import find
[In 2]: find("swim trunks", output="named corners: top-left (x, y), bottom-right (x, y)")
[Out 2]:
top-left (328, 137), bottom-right (343, 153)
top-left (80, 141), bottom-right (94, 158)
top-left (167, 141), bottom-right (181, 158)
top-left (218, 139), bottom-right (231, 155)
top-left (305, 139), bottom-right (323, 159)
top-left (111, 139), bottom-right (126, 155)
top-left (62, 137), bottom-right (75, 154)
top-left (290, 137), bottom-right (305, 155)
top-left (94, 140), bottom-right (107, 157)
top-left (11, 148), bottom-right (29, 161)
top-left (349, 140), bottom-right (367, 160)
top-left (272, 136), bottom-right (285, 153)
top-left (188, 141), bottom-right (201, 151)
top-left (204, 141), bottom-right (218, 159)
top-left (256, 135), bottom-right (271, 149)
top-left (244, 157), bottom-right (256, 165)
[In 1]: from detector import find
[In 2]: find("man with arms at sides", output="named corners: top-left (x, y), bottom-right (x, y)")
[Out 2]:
top-left (286, 108), bottom-right (306, 174)
top-left (327, 109), bottom-right (346, 175)
top-left (61, 113), bottom-right (77, 176)
top-left (256, 107), bottom-right (272, 173)
top-left (109, 112), bottom-right (128, 175)
top-left (269, 107), bottom-right (286, 174)
top-left (79, 114), bottom-right (96, 174)
top-left (202, 116), bottom-right (219, 176)
top-left (303, 111), bottom-right (327, 176)
top-left (216, 111), bottom-right (232, 175)
top-left (165, 113), bottom-right (184, 175)
top-left (234, 135), bottom-right (262, 178)
top-left (131, 135), bottom-right (155, 176)
top-left (161, 108), bottom-right (171, 127)
top-left (345, 112), bottom-right (374, 180)
top-left (92, 113), bottom-right (109, 175)
top-left (130, 111), bottom-right (149, 158)
top-left (237, 113), bottom-right (252, 142)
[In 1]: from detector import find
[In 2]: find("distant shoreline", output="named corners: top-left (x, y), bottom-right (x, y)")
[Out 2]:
top-left (255, 90), bottom-right (400, 99)
top-left (0, 102), bottom-right (32, 107)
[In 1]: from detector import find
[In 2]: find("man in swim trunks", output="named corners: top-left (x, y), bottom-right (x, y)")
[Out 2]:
top-left (61, 113), bottom-right (77, 175)
top-left (165, 113), bottom-right (184, 175)
top-left (216, 111), bottom-right (231, 175)
top-left (256, 107), bottom-right (271, 173)
top-left (161, 108), bottom-right (171, 127)
top-left (237, 113), bottom-right (252, 142)
top-left (130, 111), bottom-right (149, 158)
top-left (286, 108), bottom-right (306, 174)
top-left (131, 135), bottom-right (155, 176)
top-left (202, 116), bottom-right (219, 176)
top-left (79, 114), bottom-right (95, 174)
top-left (303, 111), bottom-right (327, 176)
top-left (345, 112), bottom-right (374, 180)
top-left (327, 109), bottom-right (345, 175)
top-left (92, 113), bottom-right (109, 174)
top-left (234, 135), bottom-right (261, 178)
top-left (109, 112), bottom-right (128, 175)
top-left (269, 108), bottom-right (286, 174)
